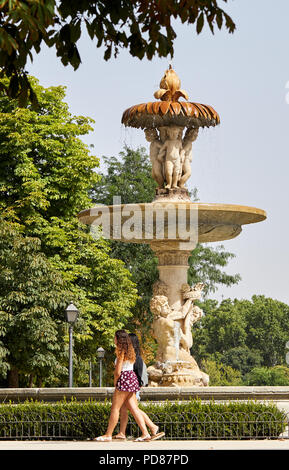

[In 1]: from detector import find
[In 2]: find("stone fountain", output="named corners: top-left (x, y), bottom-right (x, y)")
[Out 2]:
top-left (78, 66), bottom-right (266, 387)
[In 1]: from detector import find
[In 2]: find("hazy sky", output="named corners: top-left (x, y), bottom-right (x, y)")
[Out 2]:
top-left (28, 0), bottom-right (289, 305)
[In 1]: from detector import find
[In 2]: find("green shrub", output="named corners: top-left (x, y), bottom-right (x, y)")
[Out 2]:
top-left (138, 400), bottom-right (286, 440)
top-left (0, 399), bottom-right (286, 440)
top-left (245, 366), bottom-right (289, 386)
top-left (201, 359), bottom-right (243, 385)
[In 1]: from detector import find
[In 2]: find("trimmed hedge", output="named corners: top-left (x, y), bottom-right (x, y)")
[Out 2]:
top-left (0, 399), bottom-right (286, 440)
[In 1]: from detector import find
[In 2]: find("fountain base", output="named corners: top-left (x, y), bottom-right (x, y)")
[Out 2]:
top-left (154, 187), bottom-right (191, 202)
top-left (147, 361), bottom-right (209, 387)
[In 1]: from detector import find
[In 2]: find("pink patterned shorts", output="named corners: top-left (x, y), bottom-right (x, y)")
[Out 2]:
top-left (116, 370), bottom-right (140, 393)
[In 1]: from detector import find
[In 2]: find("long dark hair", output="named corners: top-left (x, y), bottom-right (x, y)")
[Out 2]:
top-left (128, 333), bottom-right (141, 357)
top-left (129, 333), bottom-right (144, 386)
top-left (115, 330), bottom-right (136, 362)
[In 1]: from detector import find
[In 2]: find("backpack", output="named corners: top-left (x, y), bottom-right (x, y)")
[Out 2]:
top-left (134, 356), bottom-right (148, 387)
top-left (141, 361), bottom-right (149, 387)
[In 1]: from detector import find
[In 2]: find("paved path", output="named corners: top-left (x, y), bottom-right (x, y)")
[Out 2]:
top-left (0, 439), bottom-right (289, 450)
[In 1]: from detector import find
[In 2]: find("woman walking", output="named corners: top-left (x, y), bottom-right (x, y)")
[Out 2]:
top-left (114, 333), bottom-right (165, 441)
top-left (93, 330), bottom-right (151, 442)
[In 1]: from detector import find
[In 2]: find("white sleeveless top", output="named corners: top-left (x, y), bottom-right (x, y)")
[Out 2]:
top-left (114, 358), bottom-right (134, 371)
top-left (122, 360), bottom-right (134, 371)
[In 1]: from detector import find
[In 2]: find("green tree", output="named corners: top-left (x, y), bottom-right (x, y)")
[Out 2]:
top-left (201, 359), bottom-right (242, 386)
top-left (0, 1), bottom-right (236, 104)
top-left (188, 244), bottom-right (241, 294)
top-left (245, 366), bottom-right (289, 386)
top-left (0, 220), bottom-right (69, 387)
top-left (193, 299), bottom-right (247, 361)
top-left (244, 295), bottom-right (289, 367)
top-left (193, 296), bottom-right (289, 376)
top-left (221, 346), bottom-right (262, 377)
top-left (0, 77), bottom-right (138, 386)
top-left (92, 147), bottom-right (159, 340)
top-left (92, 146), bottom-right (241, 348)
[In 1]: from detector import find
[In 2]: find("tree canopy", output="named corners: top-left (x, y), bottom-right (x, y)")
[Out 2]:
top-left (193, 296), bottom-right (289, 376)
top-left (245, 366), bottom-right (289, 386)
top-left (0, 0), bottom-right (236, 105)
top-left (0, 77), bottom-right (138, 386)
top-left (0, 220), bottom-right (69, 387)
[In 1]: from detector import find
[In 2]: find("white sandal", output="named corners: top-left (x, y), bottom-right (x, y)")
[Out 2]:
top-left (150, 426), bottom-right (165, 440)
top-left (134, 434), bottom-right (151, 442)
top-left (93, 435), bottom-right (112, 442)
top-left (151, 431), bottom-right (165, 441)
top-left (112, 434), bottom-right (126, 440)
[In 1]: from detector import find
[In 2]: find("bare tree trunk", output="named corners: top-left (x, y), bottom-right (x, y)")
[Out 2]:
top-left (8, 367), bottom-right (19, 388)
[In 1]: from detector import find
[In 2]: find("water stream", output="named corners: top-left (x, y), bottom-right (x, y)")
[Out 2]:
top-left (173, 321), bottom-right (181, 361)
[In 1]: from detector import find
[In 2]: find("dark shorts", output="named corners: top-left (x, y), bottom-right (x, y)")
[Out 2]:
top-left (116, 370), bottom-right (140, 393)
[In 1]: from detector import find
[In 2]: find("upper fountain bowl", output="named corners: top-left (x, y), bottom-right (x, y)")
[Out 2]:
top-left (121, 100), bottom-right (220, 130)
top-left (121, 65), bottom-right (220, 130)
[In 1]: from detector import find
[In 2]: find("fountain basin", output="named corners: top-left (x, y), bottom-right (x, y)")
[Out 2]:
top-left (78, 201), bottom-right (266, 244)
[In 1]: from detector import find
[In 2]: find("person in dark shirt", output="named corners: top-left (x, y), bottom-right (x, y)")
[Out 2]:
top-left (113, 333), bottom-right (165, 441)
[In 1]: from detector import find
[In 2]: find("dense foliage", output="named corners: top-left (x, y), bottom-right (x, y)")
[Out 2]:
top-left (0, 220), bottom-right (70, 386)
top-left (245, 366), bottom-right (289, 386)
top-left (0, 399), bottom-right (285, 440)
top-left (200, 359), bottom-right (243, 386)
top-left (193, 296), bottom-right (289, 384)
top-left (0, 0), bottom-right (236, 105)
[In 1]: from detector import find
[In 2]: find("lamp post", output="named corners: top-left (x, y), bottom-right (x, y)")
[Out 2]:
top-left (97, 347), bottom-right (105, 387)
top-left (65, 302), bottom-right (79, 387)
top-left (89, 361), bottom-right (92, 387)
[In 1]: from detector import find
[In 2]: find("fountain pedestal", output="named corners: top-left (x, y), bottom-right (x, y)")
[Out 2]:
top-left (154, 361), bottom-right (207, 387)
top-left (148, 239), bottom-right (209, 387)
top-left (150, 240), bottom-right (194, 309)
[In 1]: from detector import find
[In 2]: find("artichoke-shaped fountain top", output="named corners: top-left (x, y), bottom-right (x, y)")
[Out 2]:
top-left (121, 65), bottom-right (220, 130)
top-left (154, 64), bottom-right (189, 102)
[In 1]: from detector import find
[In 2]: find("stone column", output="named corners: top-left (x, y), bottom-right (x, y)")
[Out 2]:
top-left (150, 241), bottom-right (196, 310)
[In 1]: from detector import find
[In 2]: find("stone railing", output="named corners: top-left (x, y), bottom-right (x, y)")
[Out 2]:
top-left (1, 386), bottom-right (289, 410)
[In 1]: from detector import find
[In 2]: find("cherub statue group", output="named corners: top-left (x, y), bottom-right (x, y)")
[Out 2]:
top-left (150, 280), bottom-right (205, 364)
top-left (145, 126), bottom-right (198, 190)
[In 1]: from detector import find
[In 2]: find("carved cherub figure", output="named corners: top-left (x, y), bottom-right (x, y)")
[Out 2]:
top-left (144, 128), bottom-right (164, 188)
top-left (158, 126), bottom-right (182, 189)
top-left (179, 128), bottom-right (199, 188)
top-left (150, 281), bottom-right (205, 363)
top-left (150, 288), bottom-right (198, 362)
top-left (180, 305), bottom-right (203, 352)
top-left (178, 283), bottom-right (205, 352)
top-left (150, 295), bottom-right (179, 362)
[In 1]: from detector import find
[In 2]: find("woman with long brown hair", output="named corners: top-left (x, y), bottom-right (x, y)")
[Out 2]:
top-left (94, 330), bottom-right (151, 442)
top-left (115, 333), bottom-right (165, 441)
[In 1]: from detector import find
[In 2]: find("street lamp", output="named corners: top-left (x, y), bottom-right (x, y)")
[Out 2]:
top-left (65, 302), bottom-right (79, 387)
top-left (89, 361), bottom-right (93, 387)
top-left (97, 347), bottom-right (105, 387)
